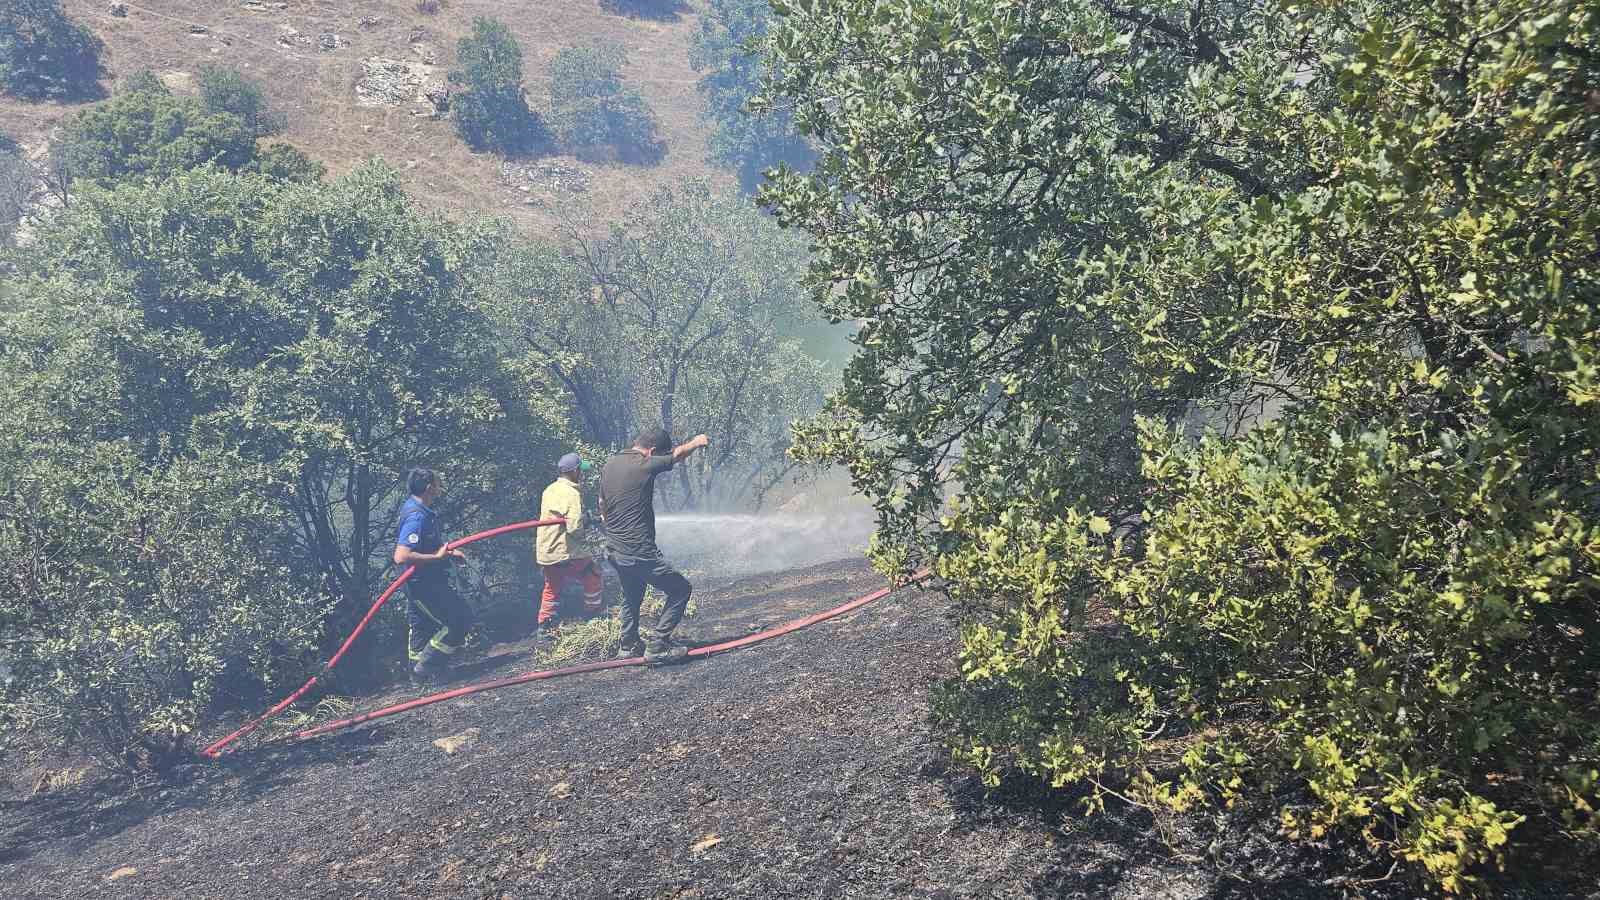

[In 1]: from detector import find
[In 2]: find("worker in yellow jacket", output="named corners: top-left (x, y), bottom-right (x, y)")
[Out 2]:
top-left (533, 452), bottom-right (603, 641)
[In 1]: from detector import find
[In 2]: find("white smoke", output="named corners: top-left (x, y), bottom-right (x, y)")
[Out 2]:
top-left (653, 512), bottom-right (875, 577)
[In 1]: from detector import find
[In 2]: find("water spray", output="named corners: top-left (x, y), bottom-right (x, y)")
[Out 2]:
top-left (654, 512), bottom-right (874, 577)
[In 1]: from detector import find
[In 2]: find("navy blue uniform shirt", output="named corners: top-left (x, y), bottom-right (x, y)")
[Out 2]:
top-left (395, 497), bottom-right (447, 585)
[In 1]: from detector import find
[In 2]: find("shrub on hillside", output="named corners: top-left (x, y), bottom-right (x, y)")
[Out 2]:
top-left (119, 68), bottom-right (168, 96)
top-left (0, 0), bottom-right (105, 101)
top-left (51, 87), bottom-right (256, 189)
top-left (449, 17), bottom-right (550, 156)
top-left (599, 0), bottom-right (686, 21)
top-left (247, 143), bottom-right (325, 183)
top-left (197, 65), bottom-right (288, 137)
top-left (548, 44), bottom-right (665, 165)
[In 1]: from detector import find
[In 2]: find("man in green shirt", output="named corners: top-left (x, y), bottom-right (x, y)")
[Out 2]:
top-left (599, 427), bottom-right (709, 665)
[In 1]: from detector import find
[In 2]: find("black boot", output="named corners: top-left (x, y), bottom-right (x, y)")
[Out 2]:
top-left (411, 645), bottom-right (448, 684)
top-left (644, 633), bottom-right (689, 667)
top-left (535, 619), bottom-right (561, 644)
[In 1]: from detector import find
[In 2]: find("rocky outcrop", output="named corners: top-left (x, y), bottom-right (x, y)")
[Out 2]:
top-left (275, 25), bottom-right (311, 49)
top-left (501, 160), bottom-right (595, 207)
top-left (355, 57), bottom-right (445, 113)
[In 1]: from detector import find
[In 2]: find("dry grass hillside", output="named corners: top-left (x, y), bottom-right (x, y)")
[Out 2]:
top-left (0, 0), bottom-right (727, 232)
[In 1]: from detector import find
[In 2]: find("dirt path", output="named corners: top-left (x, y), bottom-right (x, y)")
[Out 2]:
top-left (1, 559), bottom-right (1575, 899)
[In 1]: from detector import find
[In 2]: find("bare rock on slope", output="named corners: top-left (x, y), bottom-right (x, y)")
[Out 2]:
top-left (355, 57), bottom-right (442, 108)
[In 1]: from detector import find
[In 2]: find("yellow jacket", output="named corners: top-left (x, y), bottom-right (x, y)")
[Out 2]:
top-left (537, 477), bottom-right (599, 565)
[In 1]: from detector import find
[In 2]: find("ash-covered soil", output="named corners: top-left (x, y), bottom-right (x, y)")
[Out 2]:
top-left (1, 559), bottom-right (1590, 899)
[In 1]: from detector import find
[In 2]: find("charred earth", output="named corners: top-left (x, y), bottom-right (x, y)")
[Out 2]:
top-left (2, 559), bottom-right (1588, 899)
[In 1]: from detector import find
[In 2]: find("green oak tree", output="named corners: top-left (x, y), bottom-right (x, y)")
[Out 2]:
top-left (488, 181), bottom-right (827, 509)
top-left (690, 0), bottom-right (813, 193)
top-left (547, 44), bottom-right (665, 165)
top-left (197, 65), bottom-right (288, 137)
top-left (0, 257), bottom-right (325, 770)
top-left (246, 142), bottom-right (326, 183)
top-left (46, 80), bottom-right (321, 204)
top-left (0, 163), bottom-right (572, 766)
top-left (450, 17), bottom-right (551, 155)
top-left (118, 68), bottom-right (168, 95)
top-left (763, 0), bottom-right (1599, 889)
top-left (48, 80), bottom-right (254, 194)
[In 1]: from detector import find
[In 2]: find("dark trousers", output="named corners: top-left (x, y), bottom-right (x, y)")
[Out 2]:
top-left (613, 557), bottom-right (692, 649)
top-left (405, 579), bottom-right (474, 661)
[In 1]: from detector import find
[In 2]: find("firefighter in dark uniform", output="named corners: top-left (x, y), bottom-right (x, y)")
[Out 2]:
top-left (393, 467), bottom-right (473, 682)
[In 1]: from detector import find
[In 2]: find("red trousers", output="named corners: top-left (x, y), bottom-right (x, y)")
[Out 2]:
top-left (539, 558), bottom-right (603, 624)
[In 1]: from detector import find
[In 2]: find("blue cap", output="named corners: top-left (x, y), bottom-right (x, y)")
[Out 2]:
top-left (558, 452), bottom-right (583, 473)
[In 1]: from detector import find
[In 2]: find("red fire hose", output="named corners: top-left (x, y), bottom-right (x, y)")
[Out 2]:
top-left (288, 570), bottom-right (926, 744)
top-left (200, 517), bottom-right (566, 758)
top-left (203, 514), bottom-right (927, 757)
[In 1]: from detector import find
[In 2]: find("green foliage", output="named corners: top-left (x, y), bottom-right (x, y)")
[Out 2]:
top-left (599, 0), bottom-right (686, 20)
top-left (690, 0), bottom-right (812, 193)
top-left (547, 44), bottom-right (665, 165)
top-left (765, 0), bottom-right (1600, 890)
top-left (0, 0), bottom-right (104, 101)
top-left (197, 65), bottom-right (287, 137)
top-left (246, 143), bottom-right (325, 183)
top-left (0, 163), bottom-right (572, 766)
top-left (45, 75), bottom-right (313, 201)
top-left (487, 181), bottom-right (826, 509)
top-left (0, 446), bottom-right (326, 770)
top-left (455, 17), bottom-right (527, 109)
top-left (119, 68), bottom-right (168, 96)
top-left (0, 287), bottom-right (326, 769)
top-left (51, 86), bottom-right (256, 189)
top-left (449, 17), bottom-right (551, 156)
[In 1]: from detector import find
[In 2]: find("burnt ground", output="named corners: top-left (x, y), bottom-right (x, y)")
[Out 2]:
top-left (1, 558), bottom-right (1594, 900)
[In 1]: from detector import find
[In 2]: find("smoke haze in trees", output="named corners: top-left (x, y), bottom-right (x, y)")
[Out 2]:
top-left (654, 513), bottom-right (873, 577)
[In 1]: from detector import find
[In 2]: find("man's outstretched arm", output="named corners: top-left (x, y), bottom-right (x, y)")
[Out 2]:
top-left (670, 434), bottom-right (709, 464)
